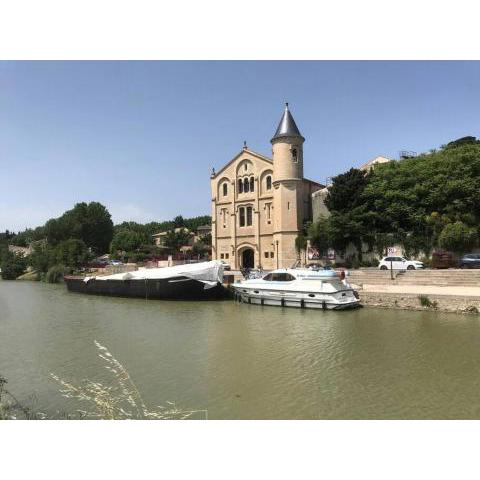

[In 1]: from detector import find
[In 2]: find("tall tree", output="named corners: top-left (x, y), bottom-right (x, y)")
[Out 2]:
top-left (110, 229), bottom-right (143, 253)
top-left (325, 168), bottom-right (368, 213)
top-left (173, 215), bottom-right (185, 228)
top-left (163, 228), bottom-right (192, 252)
top-left (307, 216), bottom-right (332, 255)
top-left (44, 202), bottom-right (114, 254)
top-left (1, 251), bottom-right (27, 280)
top-left (55, 239), bottom-right (90, 269)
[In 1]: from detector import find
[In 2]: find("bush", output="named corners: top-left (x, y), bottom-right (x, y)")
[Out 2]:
top-left (438, 221), bottom-right (477, 254)
top-left (125, 252), bottom-right (148, 263)
top-left (1, 251), bottom-right (27, 280)
top-left (192, 241), bottom-right (209, 256)
top-left (418, 295), bottom-right (438, 309)
top-left (29, 240), bottom-right (90, 277)
top-left (359, 259), bottom-right (379, 268)
top-left (45, 264), bottom-right (66, 284)
top-left (351, 258), bottom-right (361, 269)
top-left (110, 229), bottom-right (143, 254)
top-left (55, 239), bottom-right (90, 269)
top-left (418, 256), bottom-right (432, 268)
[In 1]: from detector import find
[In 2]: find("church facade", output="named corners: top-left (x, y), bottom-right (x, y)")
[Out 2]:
top-left (210, 104), bottom-right (323, 270)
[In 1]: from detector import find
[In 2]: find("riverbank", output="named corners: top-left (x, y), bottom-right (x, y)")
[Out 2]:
top-left (350, 269), bottom-right (480, 315)
top-left (359, 291), bottom-right (480, 314)
top-left (7, 267), bottom-right (480, 315)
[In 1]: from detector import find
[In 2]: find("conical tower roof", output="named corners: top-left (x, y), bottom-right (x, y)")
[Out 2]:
top-left (271, 103), bottom-right (304, 143)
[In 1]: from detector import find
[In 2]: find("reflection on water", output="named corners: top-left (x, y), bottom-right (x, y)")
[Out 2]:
top-left (1, 280), bottom-right (480, 419)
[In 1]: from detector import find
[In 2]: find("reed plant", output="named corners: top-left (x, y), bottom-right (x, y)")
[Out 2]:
top-left (50, 341), bottom-right (207, 420)
top-left (1, 341), bottom-right (207, 420)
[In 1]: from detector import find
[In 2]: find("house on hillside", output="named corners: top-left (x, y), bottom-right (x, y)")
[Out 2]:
top-left (8, 245), bottom-right (31, 256)
top-left (359, 155), bottom-right (392, 172)
top-left (196, 225), bottom-right (211, 241)
top-left (312, 155), bottom-right (393, 222)
top-left (152, 225), bottom-right (212, 253)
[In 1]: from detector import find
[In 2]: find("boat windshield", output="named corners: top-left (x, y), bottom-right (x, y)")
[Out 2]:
top-left (262, 272), bottom-right (296, 282)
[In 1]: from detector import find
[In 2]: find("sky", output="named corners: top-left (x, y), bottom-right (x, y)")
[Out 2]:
top-left (1, 61), bottom-right (480, 232)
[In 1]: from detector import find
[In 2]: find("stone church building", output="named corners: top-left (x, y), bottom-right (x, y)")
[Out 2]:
top-left (210, 104), bottom-right (324, 270)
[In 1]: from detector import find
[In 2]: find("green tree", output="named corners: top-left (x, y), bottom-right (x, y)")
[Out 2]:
top-left (67, 202), bottom-right (113, 254)
top-left (192, 241), bottom-right (209, 256)
top-left (1, 251), bottom-right (27, 280)
top-left (199, 232), bottom-right (212, 246)
top-left (44, 217), bottom-right (69, 246)
top-left (325, 168), bottom-right (368, 213)
top-left (183, 215), bottom-right (211, 231)
top-left (311, 139), bottom-right (480, 257)
top-left (163, 229), bottom-right (192, 252)
top-left (44, 202), bottom-right (113, 254)
top-left (173, 215), bottom-right (185, 228)
top-left (55, 239), bottom-right (90, 270)
top-left (295, 234), bottom-right (307, 254)
top-left (307, 216), bottom-right (332, 255)
top-left (110, 230), bottom-right (143, 253)
top-left (438, 221), bottom-right (478, 254)
top-left (29, 244), bottom-right (57, 274)
top-left (10, 226), bottom-right (46, 247)
top-left (112, 216), bottom-right (211, 247)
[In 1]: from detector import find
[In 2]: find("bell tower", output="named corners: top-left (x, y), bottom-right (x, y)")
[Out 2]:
top-left (271, 103), bottom-right (305, 268)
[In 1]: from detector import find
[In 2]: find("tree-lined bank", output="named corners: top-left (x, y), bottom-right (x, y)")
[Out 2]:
top-left (307, 137), bottom-right (480, 264)
top-left (0, 205), bottom-right (211, 281)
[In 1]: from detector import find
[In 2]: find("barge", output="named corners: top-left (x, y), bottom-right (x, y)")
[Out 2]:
top-left (65, 261), bottom-right (228, 300)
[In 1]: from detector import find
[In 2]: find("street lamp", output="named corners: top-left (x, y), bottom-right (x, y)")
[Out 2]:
top-left (275, 240), bottom-right (279, 269)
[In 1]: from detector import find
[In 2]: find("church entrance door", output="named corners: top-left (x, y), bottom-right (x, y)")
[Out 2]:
top-left (241, 248), bottom-right (255, 269)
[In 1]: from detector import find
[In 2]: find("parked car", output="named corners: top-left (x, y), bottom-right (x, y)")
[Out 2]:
top-left (109, 260), bottom-right (123, 266)
top-left (431, 250), bottom-right (455, 269)
top-left (219, 260), bottom-right (231, 271)
top-left (459, 253), bottom-right (480, 269)
top-left (87, 260), bottom-right (109, 268)
top-left (378, 256), bottom-right (425, 270)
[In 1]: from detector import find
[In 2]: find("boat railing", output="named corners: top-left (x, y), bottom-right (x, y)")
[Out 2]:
top-left (240, 268), bottom-right (264, 279)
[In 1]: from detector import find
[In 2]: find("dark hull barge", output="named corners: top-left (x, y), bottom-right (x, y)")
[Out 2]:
top-left (64, 261), bottom-right (228, 301)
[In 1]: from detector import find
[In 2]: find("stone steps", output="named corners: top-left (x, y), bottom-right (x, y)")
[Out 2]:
top-left (352, 282), bottom-right (480, 285)
top-left (347, 269), bottom-right (480, 287)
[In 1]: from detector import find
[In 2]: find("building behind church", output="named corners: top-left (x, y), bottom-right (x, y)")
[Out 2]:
top-left (312, 155), bottom-right (393, 222)
top-left (210, 104), bottom-right (323, 270)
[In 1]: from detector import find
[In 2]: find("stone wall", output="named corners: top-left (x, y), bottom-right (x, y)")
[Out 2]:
top-left (359, 292), bottom-right (480, 315)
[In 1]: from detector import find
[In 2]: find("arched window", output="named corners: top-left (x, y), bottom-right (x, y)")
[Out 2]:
top-left (292, 148), bottom-right (298, 163)
top-left (223, 183), bottom-right (228, 196)
top-left (266, 175), bottom-right (272, 190)
top-left (243, 178), bottom-right (249, 193)
top-left (238, 179), bottom-right (243, 193)
top-left (250, 177), bottom-right (254, 192)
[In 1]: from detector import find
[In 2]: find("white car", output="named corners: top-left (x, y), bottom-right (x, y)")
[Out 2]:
top-left (378, 256), bottom-right (424, 270)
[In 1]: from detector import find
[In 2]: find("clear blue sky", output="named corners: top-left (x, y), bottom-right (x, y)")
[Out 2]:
top-left (1, 61), bottom-right (479, 231)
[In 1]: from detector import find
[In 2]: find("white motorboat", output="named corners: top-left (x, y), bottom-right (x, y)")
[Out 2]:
top-left (232, 268), bottom-right (360, 310)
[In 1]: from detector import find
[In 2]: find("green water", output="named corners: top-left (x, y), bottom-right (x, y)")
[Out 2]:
top-left (1, 280), bottom-right (480, 419)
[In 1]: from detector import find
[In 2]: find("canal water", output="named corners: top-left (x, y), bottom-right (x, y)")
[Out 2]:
top-left (2, 280), bottom-right (480, 419)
